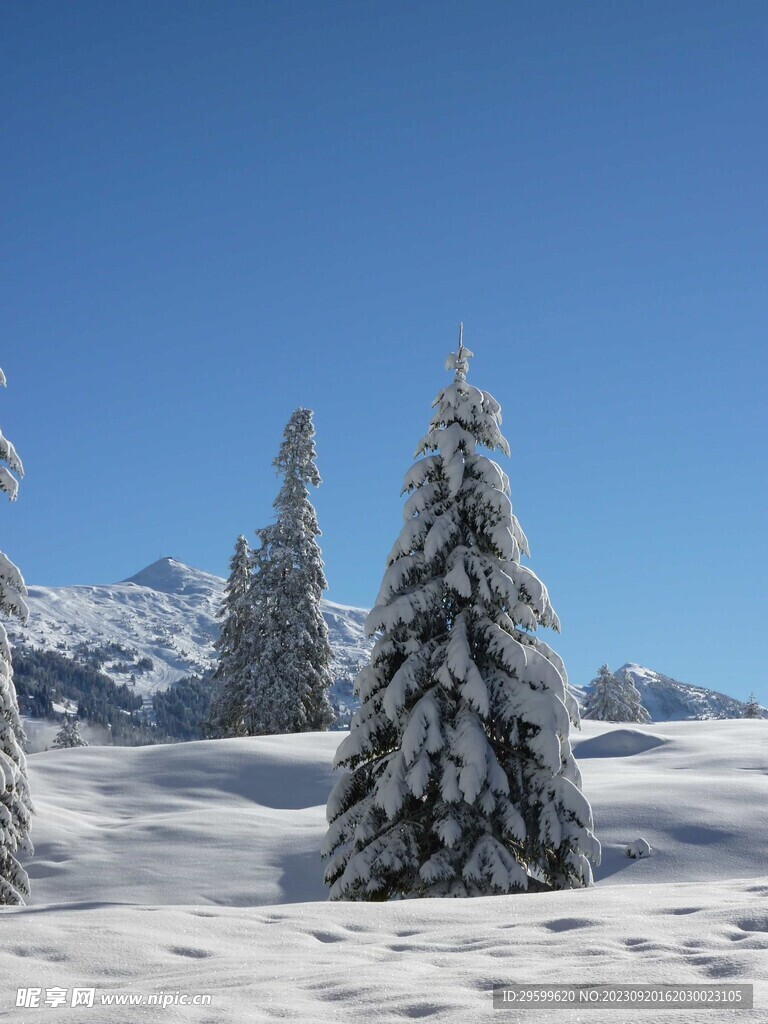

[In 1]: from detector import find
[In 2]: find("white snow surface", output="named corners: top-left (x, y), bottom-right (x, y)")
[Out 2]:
top-left (2, 720), bottom-right (766, 1022)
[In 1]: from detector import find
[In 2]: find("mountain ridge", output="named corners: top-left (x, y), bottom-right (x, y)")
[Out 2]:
top-left (618, 662), bottom-right (758, 721)
top-left (12, 558), bottom-right (757, 722)
top-left (16, 557), bottom-right (372, 707)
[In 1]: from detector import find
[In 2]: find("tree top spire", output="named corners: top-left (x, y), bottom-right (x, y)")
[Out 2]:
top-left (444, 321), bottom-right (474, 382)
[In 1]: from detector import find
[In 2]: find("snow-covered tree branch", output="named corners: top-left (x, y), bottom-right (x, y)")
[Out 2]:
top-left (0, 367), bottom-right (33, 906)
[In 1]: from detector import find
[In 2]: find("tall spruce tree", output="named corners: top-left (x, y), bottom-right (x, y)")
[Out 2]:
top-left (0, 367), bottom-right (33, 905)
top-left (207, 535), bottom-right (253, 737)
top-left (240, 409), bottom-right (333, 735)
top-left (323, 334), bottom-right (600, 900)
top-left (583, 665), bottom-right (651, 723)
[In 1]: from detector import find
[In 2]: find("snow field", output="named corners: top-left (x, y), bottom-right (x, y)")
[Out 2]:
top-left (3, 880), bottom-right (768, 1024)
top-left (1, 720), bottom-right (765, 1022)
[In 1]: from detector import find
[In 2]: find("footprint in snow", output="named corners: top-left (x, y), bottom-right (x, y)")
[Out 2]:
top-left (735, 916), bottom-right (768, 933)
top-left (542, 918), bottom-right (596, 932)
top-left (168, 946), bottom-right (213, 959)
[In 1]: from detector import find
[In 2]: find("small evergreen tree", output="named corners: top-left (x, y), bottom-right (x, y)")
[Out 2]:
top-left (207, 535), bottom-right (253, 737)
top-left (620, 669), bottom-right (651, 723)
top-left (0, 367), bottom-right (33, 905)
top-left (583, 665), bottom-right (651, 723)
top-left (323, 334), bottom-right (600, 900)
top-left (743, 693), bottom-right (763, 719)
top-left (52, 715), bottom-right (89, 749)
top-left (582, 665), bottom-right (616, 720)
top-left (241, 409), bottom-right (334, 734)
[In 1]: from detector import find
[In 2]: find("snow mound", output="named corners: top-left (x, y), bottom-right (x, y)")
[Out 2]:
top-left (26, 733), bottom-right (341, 907)
top-left (574, 728), bottom-right (667, 758)
top-left (626, 838), bottom-right (652, 859)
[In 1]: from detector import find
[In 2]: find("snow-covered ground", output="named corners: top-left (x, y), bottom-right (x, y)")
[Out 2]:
top-left (2, 720), bottom-right (766, 1022)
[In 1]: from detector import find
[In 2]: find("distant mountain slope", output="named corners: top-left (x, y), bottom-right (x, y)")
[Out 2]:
top-left (13, 558), bottom-right (373, 705)
top-left (617, 663), bottom-right (759, 721)
top-left (13, 558), bottom-right (757, 722)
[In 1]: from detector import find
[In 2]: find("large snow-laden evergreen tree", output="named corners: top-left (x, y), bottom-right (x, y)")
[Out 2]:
top-left (0, 367), bottom-right (33, 905)
top-left (323, 335), bottom-right (600, 900)
top-left (240, 409), bottom-right (334, 734)
top-left (583, 665), bottom-right (651, 723)
top-left (207, 535), bottom-right (253, 737)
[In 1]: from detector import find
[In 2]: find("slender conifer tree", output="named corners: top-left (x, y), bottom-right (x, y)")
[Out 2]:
top-left (208, 535), bottom-right (253, 737)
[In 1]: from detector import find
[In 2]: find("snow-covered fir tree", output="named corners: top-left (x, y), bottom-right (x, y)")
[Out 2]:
top-left (743, 693), bottom-right (763, 719)
top-left (0, 367), bottom-right (34, 905)
top-left (583, 665), bottom-right (651, 723)
top-left (207, 535), bottom-right (253, 737)
top-left (232, 409), bottom-right (333, 735)
top-left (620, 669), bottom-right (652, 723)
top-left (322, 333), bottom-right (600, 900)
top-left (52, 715), bottom-right (89, 749)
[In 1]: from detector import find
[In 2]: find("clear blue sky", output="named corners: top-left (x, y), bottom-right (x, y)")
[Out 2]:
top-left (3, 1), bottom-right (766, 698)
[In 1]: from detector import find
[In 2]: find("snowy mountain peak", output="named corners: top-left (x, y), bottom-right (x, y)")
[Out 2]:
top-left (618, 663), bottom-right (755, 721)
top-left (122, 557), bottom-right (222, 597)
top-left (15, 559), bottom-right (374, 703)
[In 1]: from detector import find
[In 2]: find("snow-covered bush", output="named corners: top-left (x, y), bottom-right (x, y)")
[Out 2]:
top-left (323, 336), bottom-right (600, 900)
top-left (52, 715), bottom-right (89, 749)
top-left (625, 838), bottom-right (652, 859)
top-left (0, 367), bottom-right (33, 905)
top-left (583, 666), bottom-right (651, 723)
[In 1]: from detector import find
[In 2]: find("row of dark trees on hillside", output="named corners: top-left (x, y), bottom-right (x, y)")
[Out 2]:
top-left (14, 647), bottom-right (215, 744)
